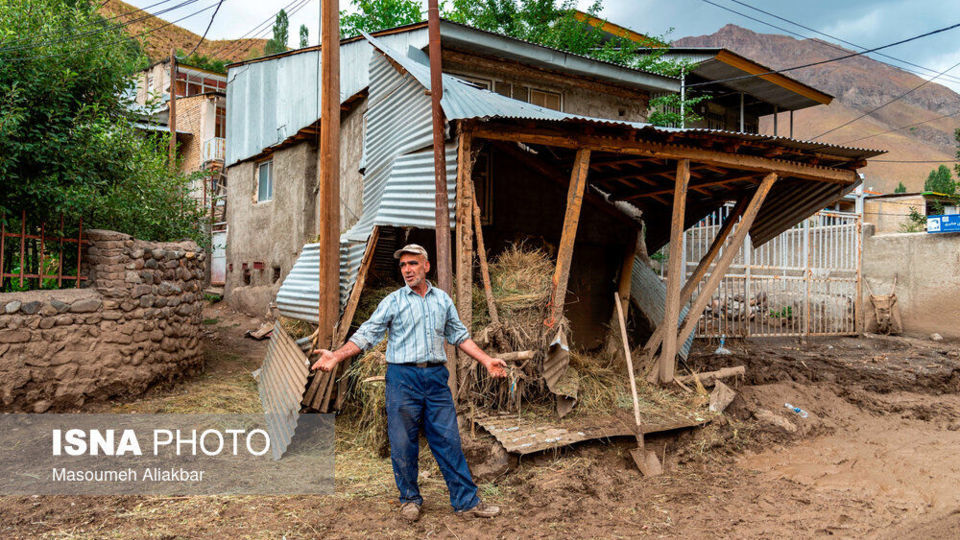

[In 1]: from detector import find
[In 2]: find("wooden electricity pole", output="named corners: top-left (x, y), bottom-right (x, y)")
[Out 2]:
top-left (168, 48), bottom-right (177, 168)
top-left (317, 0), bottom-right (340, 347)
top-left (427, 0), bottom-right (456, 397)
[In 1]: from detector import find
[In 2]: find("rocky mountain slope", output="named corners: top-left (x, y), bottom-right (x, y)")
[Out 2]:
top-left (676, 24), bottom-right (960, 193)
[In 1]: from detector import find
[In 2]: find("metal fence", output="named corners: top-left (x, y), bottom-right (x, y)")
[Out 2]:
top-left (660, 207), bottom-right (862, 338)
top-left (1, 210), bottom-right (88, 292)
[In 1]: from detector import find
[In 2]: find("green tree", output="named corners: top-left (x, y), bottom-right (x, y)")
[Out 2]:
top-left (299, 24), bottom-right (309, 48)
top-left (265, 9), bottom-right (289, 55)
top-left (894, 181), bottom-right (907, 193)
top-left (0, 0), bottom-right (204, 243)
top-left (340, 0), bottom-right (423, 37)
top-left (923, 165), bottom-right (956, 196)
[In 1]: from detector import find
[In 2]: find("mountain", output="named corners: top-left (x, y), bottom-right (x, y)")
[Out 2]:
top-left (98, 0), bottom-right (267, 64)
top-left (675, 24), bottom-right (960, 193)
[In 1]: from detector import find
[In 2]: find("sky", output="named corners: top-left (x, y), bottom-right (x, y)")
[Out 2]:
top-left (125, 0), bottom-right (960, 91)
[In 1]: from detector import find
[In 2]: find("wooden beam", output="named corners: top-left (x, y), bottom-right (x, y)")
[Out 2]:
top-left (673, 173), bottom-right (778, 349)
top-left (455, 129), bottom-right (475, 390)
top-left (471, 125), bottom-right (857, 184)
top-left (625, 174), bottom-right (760, 200)
top-left (657, 159), bottom-right (690, 384)
top-left (546, 148), bottom-right (591, 328)
top-left (642, 195), bottom-right (749, 360)
top-left (332, 226), bottom-right (380, 410)
top-left (472, 188), bottom-right (499, 326)
top-left (317, 0), bottom-right (341, 351)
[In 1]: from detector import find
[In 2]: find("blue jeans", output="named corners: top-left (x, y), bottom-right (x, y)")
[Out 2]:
top-left (385, 363), bottom-right (480, 512)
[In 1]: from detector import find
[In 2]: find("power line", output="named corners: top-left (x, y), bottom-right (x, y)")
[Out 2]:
top-left (811, 55), bottom-right (960, 140)
top-left (867, 159), bottom-right (957, 163)
top-left (719, 0), bottom-right (960, 85)
top-left (207, 0), bottom-right (308, 59)
top-left (0, 0), bottom-right (202, 54)
top-left (184, 0), bottom-right (226, 58)
top-left (5, 1), bottom-right (220, 63)
top-left (843, 110), bottom-right (960, 145)
top-left (686, 18), bottom-right (960, 88)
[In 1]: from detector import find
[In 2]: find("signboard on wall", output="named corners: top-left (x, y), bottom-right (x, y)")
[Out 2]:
top-left (926, 214), bottom-right (960, 233)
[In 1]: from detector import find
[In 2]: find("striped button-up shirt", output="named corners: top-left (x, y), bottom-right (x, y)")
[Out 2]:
top-left (349, 282), bottom-right (470, 364)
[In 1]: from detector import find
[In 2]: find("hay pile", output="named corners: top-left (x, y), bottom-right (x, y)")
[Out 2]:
top-left (340, 341), bottom-right (389, 457)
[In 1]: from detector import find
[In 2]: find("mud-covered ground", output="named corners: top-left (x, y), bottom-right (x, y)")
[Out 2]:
top-left (2, 303), bottom-right (959, 539)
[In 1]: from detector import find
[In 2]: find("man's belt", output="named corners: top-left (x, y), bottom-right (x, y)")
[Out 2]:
top-left (413, 362), bottom-right (444, 368)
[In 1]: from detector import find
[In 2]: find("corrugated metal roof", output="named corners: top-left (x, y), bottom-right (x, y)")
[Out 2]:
top-left (256, 325), bottom-right (311, 460)
top-left (630, 257), bottom-right (693, 359)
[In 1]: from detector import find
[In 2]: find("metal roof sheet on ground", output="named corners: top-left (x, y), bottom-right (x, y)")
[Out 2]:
top-left (630, 259), bottom-right (694, 359)
top-left (474, 410), bottom-right (710, 454)
top-left (256, 325), bottom-right (311, 460)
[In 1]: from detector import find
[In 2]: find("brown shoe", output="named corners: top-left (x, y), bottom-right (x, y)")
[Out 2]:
top-left (400, 502), bottom-right (421, 522)
top-left (456, 501), bottom-right (500, 518)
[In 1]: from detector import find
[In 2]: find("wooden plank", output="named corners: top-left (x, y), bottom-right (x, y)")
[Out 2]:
top-left (470, 125), bottom-right (857, 185)
top-left (624, 174), bottom-right (760, 200)
top-left (455, 129), bottom-right (474, 336)
top-left (674, 173), bottom-right (778, 347)
top-left (546, 148), bottom-right (591, 328)
top-left (472, 186), bottom-right (499, 326)
top-left (642, 194), bottom-right (749, 359)
top-left (332, 226), bottom-right (380, 411)
top-left (658, 159), bottom-right (690, 384)
top-left (676, 365), bottom-right (745, 386)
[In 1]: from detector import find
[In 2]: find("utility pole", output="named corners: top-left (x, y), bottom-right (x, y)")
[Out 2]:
top-left (317, 0), bottom-right (340, 347)
top-left (427, 0), bottom-right (456, 397)
top-left (168, 48), bottom-right (177, 168)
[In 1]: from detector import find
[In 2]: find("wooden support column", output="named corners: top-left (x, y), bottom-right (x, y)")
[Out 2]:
top-left (455, 130), bottom-right (475, 392)
top-left (657, 159), bottom-right (690, 385)
top-left (546, 148), bottom-right (591, 328)
top-left (317, 0), bottom-right (341, 349)
top-left (332, 227), bottom-right (380, 410)
top-left (642, 194), bottom-right (750, 359)
top-left (608, 230), bottom-right (639, 350)
top-left (673, 173), bottom-right (778, 348)
top-left (472, 188), bottom-right (499, 326)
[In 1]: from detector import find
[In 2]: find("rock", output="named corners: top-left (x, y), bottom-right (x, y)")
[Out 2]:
top-left (709, 381), bottom-right (737, 413)
top-left (131, 284), bottom-right (153, 298)
top-left (33, 400), bottom-right (51, 413)
top-left (55, 315), bottom-right (74, 326)
top-left (6, 315), bottom-right (23, 330)
top-left (39, 304), bottom-right (57, 316)
top-left (144, 258), bottom-right (158, 269)
top-left (130, 248), bottom-right (144, 259)
top-left (69, 298), bottom-right (102, 313)
top-left (125, 271), bottom-right (142, 284)
top-left (19, 301), bottom-right (41, 315)
top-left (50, 299), bottom-right (70, 313)
top-left (0, 330), bottom-right (30, 344)
top-left (151, 248), bottom-right (165, 260)
top-left (39, 318), bottom-right (55, 330)
top-left (755, 409), bottom-right (797, 433)
top-left (4, 301), bottom-right (21, 314)
top-left (931, 333), bottom-right (944, 342)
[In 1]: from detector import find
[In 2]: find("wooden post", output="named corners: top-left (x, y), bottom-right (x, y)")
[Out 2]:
top-left (673, 173), bottom-right (778, 348)
top-left (168, 49), bottom-right (177, 168)
top-left (642, 194), bottom-right (749, 358)
top-left (657, 159), bottom-right (690, 384)
top-left (427, 0), bottom-right (456, 397)
top-left (472, 187), bottom-right (499, 326)
top-left (455, 128), bottom-right (474, 333)
top-left (546, 149), bottom-right (591, 328)
top-left (335, 227), bottom-right (380, 348)
top-left (317, 0), bottom-right (341, 349)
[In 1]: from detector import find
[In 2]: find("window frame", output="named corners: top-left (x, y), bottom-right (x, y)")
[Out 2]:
top-left (256, 160), bottom-right (273, 203)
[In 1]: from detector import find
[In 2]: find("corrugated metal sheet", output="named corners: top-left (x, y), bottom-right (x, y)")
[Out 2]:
top-left (630, 258), bottom-right (694, 359)
top-left (226, 29), bottom-right (428, 167)
top-left (256, 325), bottom-right (311, 460)
top-left (276, 241), bottom-right (366, 323)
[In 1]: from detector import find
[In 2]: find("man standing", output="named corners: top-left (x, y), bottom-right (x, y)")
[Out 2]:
top-left (312, 244), bottom-right (507, 521)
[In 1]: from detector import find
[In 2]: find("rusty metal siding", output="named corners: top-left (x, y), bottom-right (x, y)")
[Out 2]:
top-left (256, 325), bottom-right (311, 460)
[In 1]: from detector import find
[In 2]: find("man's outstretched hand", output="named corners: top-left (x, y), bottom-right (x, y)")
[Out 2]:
top-left (311, 349), bottom-right (339, 372)
top-left (482, 357), bottom-right (508, 378)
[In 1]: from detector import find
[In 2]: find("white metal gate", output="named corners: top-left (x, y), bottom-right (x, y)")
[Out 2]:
top-left (660, 208), bottom-right (862, 338)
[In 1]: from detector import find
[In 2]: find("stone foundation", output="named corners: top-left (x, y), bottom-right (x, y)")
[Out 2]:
top-left (0, 229), bottom-right (205, 412)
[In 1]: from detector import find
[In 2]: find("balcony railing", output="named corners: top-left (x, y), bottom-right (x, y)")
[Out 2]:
top-left (202, 137), bottom-right (225, 163)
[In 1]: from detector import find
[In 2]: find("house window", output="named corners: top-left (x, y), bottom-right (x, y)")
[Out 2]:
top-left (257, 160), bottom-right (273, 202)
top-left (215, 106), bottom-right (226, 138)
top-left (529, 88), bottom-right (561, 110)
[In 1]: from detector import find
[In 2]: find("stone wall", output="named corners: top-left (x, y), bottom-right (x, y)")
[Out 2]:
top-left (0, 230), bottom-right (205, 412)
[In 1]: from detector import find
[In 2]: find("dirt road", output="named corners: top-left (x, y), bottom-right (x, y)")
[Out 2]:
top-left (1, 304), bottom-right (958, 538)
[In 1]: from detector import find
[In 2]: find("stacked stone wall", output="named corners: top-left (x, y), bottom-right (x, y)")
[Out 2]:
top-left (0, 229), bottom-right (205, 412)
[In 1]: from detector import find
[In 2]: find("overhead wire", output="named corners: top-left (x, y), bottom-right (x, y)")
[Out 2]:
top-left (685, 16), bottom-right (960, 88)
top-left (842, 109), bottom-right (960, 145)
top-left (717, 0), bottom-right (960, 85)
top-left (184, 0), bottom-right (226, 57)
top-left (0, 0), bottom-right (203, 54)
top-left (206, 0), bottom-right (311, 60)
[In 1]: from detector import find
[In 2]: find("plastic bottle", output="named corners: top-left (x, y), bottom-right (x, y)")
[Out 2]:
top-left (784, 403), bottom-right (809, 418)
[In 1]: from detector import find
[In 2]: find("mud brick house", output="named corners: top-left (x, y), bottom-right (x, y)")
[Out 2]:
top-left (222, 20), bottom-right (878, 360)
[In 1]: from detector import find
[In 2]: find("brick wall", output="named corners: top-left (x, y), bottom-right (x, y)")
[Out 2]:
top-left (0, 230), bottom-right (205, 412)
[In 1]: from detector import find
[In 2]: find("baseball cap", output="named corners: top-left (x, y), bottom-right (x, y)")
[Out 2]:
top-left (393, 243), bottom-right (429, 260)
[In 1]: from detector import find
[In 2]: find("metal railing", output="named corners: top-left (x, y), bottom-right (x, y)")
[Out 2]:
top-left (660, 208), bottom-right (862, 338)
top-left (202, 137), bottom-right (225, 163)
top-left (1, 211), bottom-right (88, 292)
